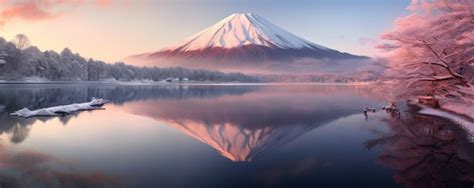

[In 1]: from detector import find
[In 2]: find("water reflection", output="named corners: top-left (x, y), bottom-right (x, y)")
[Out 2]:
top-left (126, 85), bottom-right (377, 161)
top-left (366, 108), bottom-right (474, 188)
top-left (8, 124), bottom-right (29, 143)
top-left (0, 84), bottom-right (471, 187)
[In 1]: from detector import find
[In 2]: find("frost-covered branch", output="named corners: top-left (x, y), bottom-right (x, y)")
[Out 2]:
top-left (378, 0), bottom-right (474, 100)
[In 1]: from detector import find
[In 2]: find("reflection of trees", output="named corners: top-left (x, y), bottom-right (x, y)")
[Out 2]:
top-left (0, 85), bottom-right (260, 113)
top-left (0, 113), bottom-right (81, 145)
top-left (0, 139), bottom-right (121, 187)
top-left (0, 113), bottom-right (36, 145)
top-left (365, 111), bottom-right (474, 188)
top-left (0, 85), bottom-right (260, 144)
top-left (8, 124), bottom-right (29, 144)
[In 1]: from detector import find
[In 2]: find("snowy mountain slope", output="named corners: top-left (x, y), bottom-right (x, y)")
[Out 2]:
top-left (163, 13), bottom-right (328, 51)
top-left (125, 13), bottom-right (368, 72)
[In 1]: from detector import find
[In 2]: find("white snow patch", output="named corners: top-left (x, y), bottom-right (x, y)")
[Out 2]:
top-left (0, 59), bottom-right (5, 65)
top-left (10, 98), bottom-right (109, 118)
top-left (416, 103), bottom-right (474, 140)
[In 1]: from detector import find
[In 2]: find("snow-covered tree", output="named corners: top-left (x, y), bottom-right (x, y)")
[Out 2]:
top-left (12, 34), bottom-right (31, 50)
top-left (0, 36), bottom-right (259, 82)
top-left (378, 0), bottom-right (473, 100)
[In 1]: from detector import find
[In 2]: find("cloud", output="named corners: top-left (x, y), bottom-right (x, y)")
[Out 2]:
top-left (1, 1), bottom-right (58, 21)
top-left (0, 0), bottom-right (113, 29)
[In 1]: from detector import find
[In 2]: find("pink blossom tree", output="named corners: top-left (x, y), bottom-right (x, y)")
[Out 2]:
top-left (378, 0), bottom-right (473, 100)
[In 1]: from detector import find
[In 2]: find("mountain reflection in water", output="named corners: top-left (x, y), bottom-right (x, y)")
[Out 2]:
top-left (126, 86), bottom-right (375, 161)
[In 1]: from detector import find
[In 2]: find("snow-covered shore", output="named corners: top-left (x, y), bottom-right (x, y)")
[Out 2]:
top-left (412, 102), bottom-right (474, 140)
top-left (10, 98), bottom-right (109, 118)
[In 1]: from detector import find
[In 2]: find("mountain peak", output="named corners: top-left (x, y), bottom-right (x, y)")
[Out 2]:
top-left (161, 12), bottom-right (328, 52)
top-left (229, 12), bottom-right (254, 16)
top-left (221, 13), bottom-right (255, 21)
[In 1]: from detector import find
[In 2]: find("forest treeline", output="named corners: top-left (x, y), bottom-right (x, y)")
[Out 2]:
top-left (0, 36), bottom-right (259, 82)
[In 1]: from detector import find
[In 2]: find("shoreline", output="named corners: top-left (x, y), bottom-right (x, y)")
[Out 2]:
top-left (410, 101), bottom-right (474, 139)
top-left (0, 81), bottom-right (375, 86)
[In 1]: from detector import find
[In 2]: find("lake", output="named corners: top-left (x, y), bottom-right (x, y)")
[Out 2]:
top-left (0, 84), bottom-right (472, 188)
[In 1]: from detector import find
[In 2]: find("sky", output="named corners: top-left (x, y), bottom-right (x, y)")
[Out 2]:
top-left (0, 0), bottom-right (410, 63)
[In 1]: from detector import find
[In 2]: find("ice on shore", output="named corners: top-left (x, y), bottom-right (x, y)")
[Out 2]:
top-left (10, 98), bottom-right (109, 118)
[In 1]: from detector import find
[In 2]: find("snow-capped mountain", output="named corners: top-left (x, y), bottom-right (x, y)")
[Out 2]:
top-left (162, 13), bottom-right (328, 51)
top-left (125, 13), bottom-right (368, 73)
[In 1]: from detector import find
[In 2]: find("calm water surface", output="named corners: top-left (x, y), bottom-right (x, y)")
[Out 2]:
top-left (0, 84), bottom-right (472, 188)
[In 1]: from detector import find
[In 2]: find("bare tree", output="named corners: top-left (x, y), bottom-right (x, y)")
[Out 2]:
top-left (12, 34), bottom-right (31, 50)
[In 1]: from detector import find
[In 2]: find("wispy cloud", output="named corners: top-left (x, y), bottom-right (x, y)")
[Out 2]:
top-left (0, 0), bottom-right (113, 29)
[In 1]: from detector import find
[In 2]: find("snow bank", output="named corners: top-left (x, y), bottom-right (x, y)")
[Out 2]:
top-left (415, 103), bottom-right (474, 139)
top-left (10, 98), bottom-right (109, 118)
